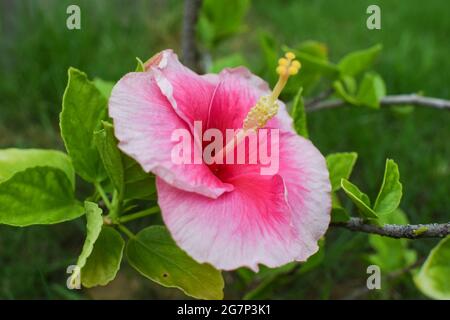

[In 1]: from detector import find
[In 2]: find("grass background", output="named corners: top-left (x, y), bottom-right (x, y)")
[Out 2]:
top-left (0, 0), bottom-right (448, 299)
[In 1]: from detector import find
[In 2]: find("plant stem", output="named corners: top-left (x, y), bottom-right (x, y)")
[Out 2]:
top-left (95, 182), bottom-right (111, 209)
top-left (118, 206), bottom-right (160, 224)
top-left (117, 224), bottom-right (135, 239)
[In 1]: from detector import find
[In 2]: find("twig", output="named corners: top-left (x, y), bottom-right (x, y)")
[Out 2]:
top-left (307, 94), bottom-right (450, 112)
top-left (305, 88), bottom-right (334, 107)
top-left (331, 218), bottom-right (450, 239)
top-left (181, 0), bottom-right (203, 72)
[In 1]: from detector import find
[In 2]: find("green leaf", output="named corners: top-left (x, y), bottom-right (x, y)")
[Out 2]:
top-left (0, 148), bottom-right (75, 187)
top-left (414, 236), bottom-right (450, 300)
top-left (94, 122), bottom-right (124, 196)
top-left (368, 209), bottom-right (417, 272)
top-left (122, 155), bottom-right (156, 200)
top-left (198, 0), bottom-right (250, 47)
top-left (299, 238), bottom-right (326, 274)
top-left (135, 57), bottom-right (145, 72)
top-left (338, 44), bottom-right (383, 76)
top-left (0, 167), bottom-right (84, 226)
top-left (284, 42), bottom-right (339, 95)
top-left (93, 78), bottom-right (115, 99)
top-left (341, 178), bottom-right (378, 219)
top-left (291, 87), bottom-right (308, 138)
top-left (208, 53), bottom-right (247, 73)
top-left (331, 192), bottom-right (350, 223)
top-left (126, 226), bottom-right (224, 300)
top-left (356, 72), bottom-right (386, 109)
top-left (81, 226), bottom-right (125, 288)
top-left (373, 159), bottom-right (403, 215)
top-left (75, 202), bottom-right (103, 270)
top-left (332, 80), bottom-right (359, 105)
top-left (243, 262), bottom-right (297, 300)
top-left (326, 152), bottom-right (358, 191)
top-left (60, 67), bottom-right (107, 183)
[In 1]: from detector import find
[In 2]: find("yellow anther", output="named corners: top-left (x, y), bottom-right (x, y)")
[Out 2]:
top-left (276, 66), bottom-right (285, 75)
top-left (288, 66), bottom-right (299, 75)
top-left (278, 58), bottom-right (289, 66)
top-left (243, 53), bottom-right (301, 131)
top-left (291, 60), bottom-right (301, 69)
top-left (285, 52), bottom-right (296, 60)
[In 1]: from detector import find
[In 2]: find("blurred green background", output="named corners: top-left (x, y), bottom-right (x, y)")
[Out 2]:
top-left (0, 0), bottom-right (449, 299)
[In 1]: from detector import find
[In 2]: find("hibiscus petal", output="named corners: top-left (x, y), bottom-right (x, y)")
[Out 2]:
top-left (109, 71), bottom-right (233, 199)
top-left (157, 130), bottom-right (331, 270)
top-left (208, 67), bottom-right (293, 133)
top-left (157, 173), bottom-right (306, 271)
top-left (146, 50), bottom-right (218, 131)
top-left (278, 131), bottom-right (332, 260)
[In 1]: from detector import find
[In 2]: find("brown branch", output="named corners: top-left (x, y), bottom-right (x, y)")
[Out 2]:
top-left (331, 218), bottom-right (450, 239)
top-left (181, 0), bottom-right (203, 73)
top-left (307, 94), bottom-right (450, 112)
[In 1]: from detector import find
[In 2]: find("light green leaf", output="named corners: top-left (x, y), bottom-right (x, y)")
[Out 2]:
top-left (135, 57), bottom-right (145, 72)
top-left (81, 226), bottom-right (125, 288)
top-left (373, 159), bottom-right (403, 215)
top-left (76, 202), bottom-right (103, 270)
top-left (127, 226), bottom-right (224, 300)
top-left (333, 80), bottom-right (359, 105)
top-left (356, 72), bottom-right (386, 109)
top-left (291, 87), bottom-right (308, 138)
top-left (326, 152), bottom-right (358, 191)
top-left (94, 122), bottom-right (124, 196)
top-left (93, 78), bottom-right (115, 99)
top-left (341, 178), bottom-right (378, 219)
top-left (0, 148), bottom-right (75, 187)
top-left (60, 67), bottom-right (107, 183)
top-left (0, 167), bottom-right (84, 226)
top-left (414, 236), bottom-right (450, 300)
top-left (338, 44), bottom-right (383, 76)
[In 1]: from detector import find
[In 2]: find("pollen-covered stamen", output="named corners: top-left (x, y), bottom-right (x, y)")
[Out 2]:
top-left (213, 53), bottom-right (301, 164)
top-left (243, 52), bottom-right (301, 131)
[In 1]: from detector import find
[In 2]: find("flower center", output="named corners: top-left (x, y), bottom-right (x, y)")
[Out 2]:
top-left (243, 52), bottom-right (301, 131)
top-left (212, 52), bottom-right (300, 164)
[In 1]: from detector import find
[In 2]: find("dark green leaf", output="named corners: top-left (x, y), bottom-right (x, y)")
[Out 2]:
top-left (94, 122), bottom-right (124, 196)
top-left (81, 226), bottom-right (125, 288)
top-left (331, 192), bottom-right (350, 223)
top-left (60, 67), bottom-right (107, 183)
top-left (122, 155), bottom-right (156, 200)
top-left (127, 226), bottom-right (224, 300)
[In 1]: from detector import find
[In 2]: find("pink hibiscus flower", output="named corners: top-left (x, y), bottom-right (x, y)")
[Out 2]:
top-left (109, 50), bottom-right (331, 271)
